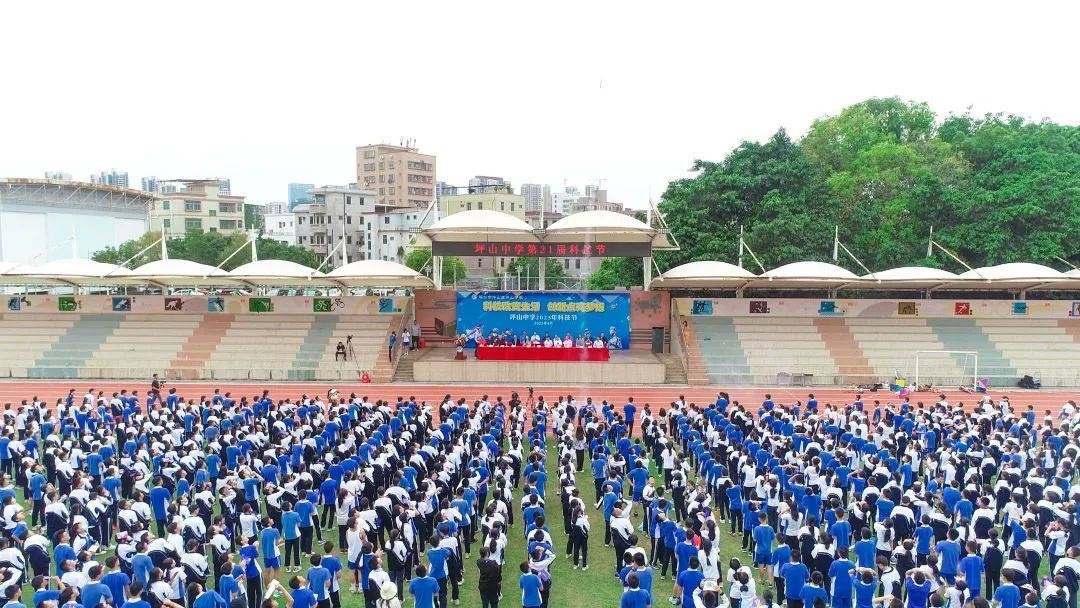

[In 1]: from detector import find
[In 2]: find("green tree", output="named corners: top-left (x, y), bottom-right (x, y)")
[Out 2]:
top-left (586, 257), bottom-right (643, 290)
top-left (404, 249), bottom-right (467, 284)
top-left (505, 257), bottom-right (566, 288)
top-left (653, 97), bottom-right (1080, 273)
top-left (92, 230), bottom-right (323, 271)
top-left (92, 231), bottom-right (164, 266)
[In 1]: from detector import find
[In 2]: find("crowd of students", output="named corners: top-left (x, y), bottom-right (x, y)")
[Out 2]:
top-left (0, 384), bottom-right (1078, 608)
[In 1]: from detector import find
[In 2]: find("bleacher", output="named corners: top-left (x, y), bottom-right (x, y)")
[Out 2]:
top-left (686, 315), bottom-right (1080, 388)
top-left (0, 312), bottom-right (395, 381)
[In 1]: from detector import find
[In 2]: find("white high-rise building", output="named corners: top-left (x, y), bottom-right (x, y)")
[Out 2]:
top-left (91, 169), bottom-right (129, 188)
top-left (519, 183), bottom-right (551, 213)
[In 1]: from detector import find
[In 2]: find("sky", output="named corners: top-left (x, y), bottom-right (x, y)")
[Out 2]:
top-left (2, 1), bottom-right (1078, 209)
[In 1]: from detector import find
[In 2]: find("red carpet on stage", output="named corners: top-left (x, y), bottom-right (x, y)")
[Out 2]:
top-left (474, 345), bottom-right (611, 361)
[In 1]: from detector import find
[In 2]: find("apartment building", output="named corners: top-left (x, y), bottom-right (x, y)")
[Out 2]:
top-left (355, 143), bottom-right (436, 208)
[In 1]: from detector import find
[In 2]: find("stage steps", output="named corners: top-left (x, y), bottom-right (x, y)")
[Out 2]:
top-left (392, 353), bottom-right (416, 382)
top-left (659, 353), bottom-right (688, 384)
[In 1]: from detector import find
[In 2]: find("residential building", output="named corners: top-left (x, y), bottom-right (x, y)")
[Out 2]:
top-left (293, 184), bottom-right (430, 263)
top-left (355, 143), bottom-right (436, 208)
top-left (149, 179), bottom-right (245, 237)
top-left (287, 183), bottom-right (314, 209)
top-left (438, 186), bottom-right (525, 217)
top-left (436, 181), bottom-right (456, 199)
top-left (263, 208), bottom-right (297, 246)
top-left (520, 183), bottom-right (551, 213)
top-left (44, 171), bottom-right (72, 181)
top-left (467, 175), bottom-right (507, 192)
top-left (91, 169), bottom-right (129, 188)
top-left (140, 176), bottom-right (160, 193)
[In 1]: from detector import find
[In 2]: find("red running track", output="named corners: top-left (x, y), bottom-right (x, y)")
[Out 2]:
top-left (0, 381), bottom-right (1074, 416)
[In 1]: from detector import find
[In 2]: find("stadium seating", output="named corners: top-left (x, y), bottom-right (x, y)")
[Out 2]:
top-left (685, 315), bottom-right (1080, 388)
top-left (0, 312), bottom-right (395, 381)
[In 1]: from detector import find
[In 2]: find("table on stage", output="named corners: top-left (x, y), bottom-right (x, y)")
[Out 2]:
top-left (473, 345), bottom-right (611, 362)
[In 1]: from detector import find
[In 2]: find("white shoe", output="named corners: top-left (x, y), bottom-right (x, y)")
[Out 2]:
top-left (581, 565), bottom-right (589, 571)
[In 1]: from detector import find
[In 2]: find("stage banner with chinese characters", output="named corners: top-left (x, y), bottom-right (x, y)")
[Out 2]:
top-left (455, 291), bottom-right (631, 348)
top-left (433, 241), bottom-right (651, 258)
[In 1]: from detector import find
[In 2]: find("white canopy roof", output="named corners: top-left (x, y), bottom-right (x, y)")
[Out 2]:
top-left (545, 210), bottom-right (677, 249)
top-left (228, 260), bottom-right (336, 287)
top-left (3, 258), bottom-right (138, 286)
top-left (423, 210), bottom-right (537, 243)
top-left (127, 259), bottom-right (240, 287)
top-left (861, 266), bottom-right (959, 289)
top-left (954, 262), bottom-right (1067, 290)
top-left (327, 260), bottom-right (433, 288)
top-left (650, 260), bottom-right (756, 289)
top-left (759, 261), bottom-right (863, 288)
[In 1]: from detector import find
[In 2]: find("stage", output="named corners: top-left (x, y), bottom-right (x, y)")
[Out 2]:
top-left (410, 347), bottom-right (666, 384)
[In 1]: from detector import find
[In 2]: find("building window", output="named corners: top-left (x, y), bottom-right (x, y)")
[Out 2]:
top-left (564, 259), bottom-right (570, 269)
top-left (185, 218), bottom-right (202, 230)
top-left (388, 187), bottom-right (396, 195)
top-left (162, 201), bottom-right (170, 211)
top-left (364, 150), bottom-right (375, 159)
top-left (500, 201), bottom-right (505, 211)
top-left (379, 188), bottom-right (385, 195)
top-left (220, 220), bottom-right (239, 229)
top-left (575, 259), bottom-right (581, 270)
top-left (383, 216), bottom-right (390, 224)
top-left (209, 210), bottom-right (217, 217)
top-left (184, 201), bottom-right (201, 212)
top-left (363, 163), bottom-right (375, 171)
top-left (219, 203), bottom-right (237, 213)
top-left (346, 196), bottom-right (352, 205)
top-left (466, 202), bottom-right (472, 211)
top-left (163, 219), bottom-right (171, 228)
top-left (346, 216), bottom-right (352, 224)
top-left (382, 235), bottom-right (387, 244)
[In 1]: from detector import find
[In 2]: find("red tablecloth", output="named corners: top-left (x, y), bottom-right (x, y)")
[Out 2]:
top-left (474, 345), bottom-right (610, 361)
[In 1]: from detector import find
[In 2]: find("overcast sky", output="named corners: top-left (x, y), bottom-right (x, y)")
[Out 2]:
top-left (2, 1), bottom-right (1078, 208)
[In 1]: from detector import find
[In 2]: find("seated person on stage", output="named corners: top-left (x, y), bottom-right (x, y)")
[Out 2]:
top-left (531, 332), bottom-right (541, 346)
top-left (543, 335), bottom-right (554, 347)
top-left (575, 334), bottom-right (586, 347)
top-left (562, 334), bottom-right (573, 348)
top-left (519, 332), bottom-right (529, 346)
top-left (476, 334), bottom-right (488, 346)
top-left (551, 334), bottom-right (562, 347)
top-left (592, 336), bottom-right (604, 348)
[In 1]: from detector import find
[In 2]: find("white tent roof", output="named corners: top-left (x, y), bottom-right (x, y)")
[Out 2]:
top-left (650, 260), bottom-right (756, 289)
top-left (861, 266), bottom-right (959, 289)
top-left (128, 259), bottom-right (240, 287)
top-left (1066, 269), bottom-right (1080, 279)
top-left (958, 262), bottom-right (1064, 281)
top-left (545, 210), bottom-right (676, 249)
top-left (327, 260), bottom-right (433, 288)
top-left (952, 262), bottom-right (1067, 290)
top-left (3, 258), bottom-right (138, 286)
top-left (228, 260), bottom-right (336, 286)
top-left (423, 210), bottom-right (537, 242)
top-left (759, 261), bottom-right (863, 288)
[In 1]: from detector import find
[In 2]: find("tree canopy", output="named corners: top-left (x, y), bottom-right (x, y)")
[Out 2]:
top-left (594, 98), bottom-right (1079, 285)
top-left (92, 230), bottom-right (322, 271)
top-left (404, 249), bottom-right (467, 285)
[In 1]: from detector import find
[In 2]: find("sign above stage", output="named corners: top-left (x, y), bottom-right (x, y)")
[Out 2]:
top-left (432, 241), bottom-right (652, 258)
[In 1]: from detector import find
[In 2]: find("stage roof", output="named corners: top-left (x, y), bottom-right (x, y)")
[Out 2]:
top-left (422, 210), bottom-right (537, 243)
top-left (544, 210), bottom-right (677, 249)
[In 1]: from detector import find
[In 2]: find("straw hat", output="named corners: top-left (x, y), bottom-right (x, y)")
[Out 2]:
top-left (380, 582), bottom-right (398, 600)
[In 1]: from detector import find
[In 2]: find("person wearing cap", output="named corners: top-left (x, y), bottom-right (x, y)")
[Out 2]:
top-left (376, 581), bottom-right (401, 608)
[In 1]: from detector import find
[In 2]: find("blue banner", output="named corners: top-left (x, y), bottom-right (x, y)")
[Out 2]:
top-left (456, 291), bottom-right (631, 348)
